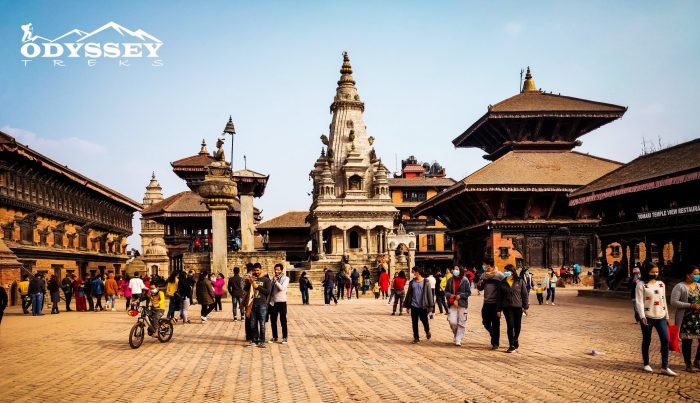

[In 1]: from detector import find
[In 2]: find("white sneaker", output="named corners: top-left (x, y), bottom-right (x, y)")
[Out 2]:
top-left (201, 316), bottom-right (207, 323)
top-left (111, 308), bottom-right (115, 311)
top-left (546, 301), bottom-right (549, 305)
top-left (661, 367), bottom-right (678, 376)
top-left (551, 303), bottom-right (555, 306)
top-left (643, 365), bottom-right (653, 372)
top-left (455, 341), bottom-right (462, 346)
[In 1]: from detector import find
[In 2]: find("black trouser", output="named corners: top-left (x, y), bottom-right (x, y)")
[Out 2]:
top-left (0, 310), bottom-right (3, 324)
top-left (51, 294), bottom-right (60, 313)
top-left (503, 307), bottom-right (523, 349)
top-left (301, 288), bottom-right (309, 304)
top-left (337, 283), bottom-right (344, 299)
top-left (482, 303), bottom-right (501, 347)
top-left (86, 295), bottom-right (94, 311)
top-left (269, 302), bottom-right (288, 340)
top-left (435, 292), bottom-right (448, 314)
top-left (125, 296), bottom-right (132, 310)
top-left (214, 295), bottom-right (222, 311)
top-left (682, 339), bottom-right (700, 365)
top-left (573, 272), bottom-right (580, 284)
top-left (536, 294), bottom-right (543, 304)
top-left (201, 302), bottom-right (215, 318)
top-left (245, 312), bottom-right (253, 341)
top-left (410, 307), bottom-right (430, 340)
top-left (392, 292), bottom-right (405, 314)
top-left (352, 284), bottom-right (359, 299)
top-left (64, 292), bottom-right (72, 311)
top-left (21, 295), bottom-right (31, 313)
top-left (94, 294), bottom-right (103, 310)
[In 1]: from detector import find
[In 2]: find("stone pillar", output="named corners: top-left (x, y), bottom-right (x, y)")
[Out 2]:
top-left (366, 228), bottom-right (371, 254)
top-left (211, 208), bottom-right (229, 273)
top-left (317, 228), bottom-right (325, 259)
top-left (239, 192), bottom-right (255, 252)
top-left (408, 249), bottom-right (416, 271)
top-left (388, 248), bottom-right (396, 277)
top-left (343, 229), bottom-right (348, 255)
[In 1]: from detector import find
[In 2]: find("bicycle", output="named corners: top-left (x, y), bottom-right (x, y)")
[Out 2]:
top-left (128, 304), bottom-right (173, 349)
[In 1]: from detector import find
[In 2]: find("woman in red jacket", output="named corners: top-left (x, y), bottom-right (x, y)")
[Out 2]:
top-left (392, 271), bottom-right (407, 315)
top-left (378, 268), bottom-right (390, 300)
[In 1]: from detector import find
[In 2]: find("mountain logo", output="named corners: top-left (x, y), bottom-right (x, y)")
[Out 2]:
top-left (20, 21), bottom-right (163, 66)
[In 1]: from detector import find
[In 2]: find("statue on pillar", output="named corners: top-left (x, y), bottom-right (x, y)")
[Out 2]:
top-left (213, 137), bottom-right (226, 162)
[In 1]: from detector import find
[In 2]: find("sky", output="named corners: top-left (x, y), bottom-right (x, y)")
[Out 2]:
top-left (1, 1), bottom-right (699, 250)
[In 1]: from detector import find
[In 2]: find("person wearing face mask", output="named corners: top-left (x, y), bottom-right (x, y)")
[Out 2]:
top-left (497, 265), bottom-right (529, 353)
top-left (147, 284), bottom-right (166, 335)
top-left (477, 259), bottom-right (504, 350)
top-left (544, 268), bottom-right (557, 305)
top-left (445, 266), bottom-right (471, 346)
top-left (268, 263), bottom-right (289, 344)
top-left (635, 261), bottom-right (676, 376)
top-left (671, 264), bottom-right (700, 372)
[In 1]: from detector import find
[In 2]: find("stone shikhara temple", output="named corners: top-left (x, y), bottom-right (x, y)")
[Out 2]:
top-left (307, 52), bottom-right (417, 277)
top-left (413, 69), bottom-right (627, 270)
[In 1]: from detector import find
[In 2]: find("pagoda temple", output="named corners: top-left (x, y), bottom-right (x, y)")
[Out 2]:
top-left (413, 68), bottom-right (626, 270)
top-left (307, 52), bottom-right (399, 272)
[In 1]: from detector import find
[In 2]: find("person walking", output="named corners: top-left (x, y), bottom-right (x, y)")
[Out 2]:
top-left (387, 272), bottom-right (398, 305)
top-left (336, 268), bottom-right (345, 300)
top-left (427, 270), bottom-right (437, 319)
top-left (345, 272), bottom-right (353, 300)
top-left (498, 265), bottom-right (529, 353)
top-left (535, 282), bottom-right (544, 305)
top-left (122, 275), bottom-right (133, 311)
top-left (445, 267), bottom-right (471, 346)
top-left (544, 268), bottom-right (557, 305)
top-left (244, 263), bottom-right (271, 348)
top-left (213, 273), bottom-right (225, 312)
top-left (48, 274), bottom-right (61, 314)
top-left (298, 271), bottom-right (312, 305)
top-left (391, 271), bottom-right (407, 316)
top-left (434, 270), bottom-right (448, 315)
top-left (196, 270), bottom-right (216, 322)
top-left (29, 274), bottom-right (45, 316)
top-left (105, 273), bottom-right (118, 311)
top-left (92, 275), bottom-right (105, 311)
top-left (165, 271), bottom-right (180, 320)
top-left (228, 267), bottom-right (245, 320)
top-left (72, 274), bottom-right (87, 312)
top-left (269, 263), bottom-right (289, 344)
top-left (350, 268), bottom-right (360, 299)
top-left (128, 272), bottom-right (146, 310)
top-left (361, 266), bottom-right (371, 294)
top-left (18, 275), bottom-right (31, 314)
top-left (572, 263), bottom-right (582, 285)
top-left (0, 284), bottom-right (7, 325)
top-left (477, 259), bottom-right (504, 350)
top-left (635, 261), bottom-right (676, 376)
top-left (84, 274), bottom-right (94, 311)
top-left (378, 268), bottom-right (389, 300)
top-left (323, 268), bottom-right (337, 305)
top-left (177, 270), bottom-right (192, 324)
top-left (61, 273), bottom-right (73, 312)
top-left (671, 264), bottom-right (700, 372)
top-left (404, 267), bottom-right (433, 343)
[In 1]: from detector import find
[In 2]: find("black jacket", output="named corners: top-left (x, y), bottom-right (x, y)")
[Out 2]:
top-left (498, 277), bottom-right (530, 311)
top-left (29, 278), bottom-right (45, 294)
top-left (243, 275), bottom-right (271, 306)
top-left (227, 275), bottom-right (244, 298)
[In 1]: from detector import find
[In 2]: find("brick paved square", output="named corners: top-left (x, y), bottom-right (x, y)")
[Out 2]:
top-left (1, 290), bottom-right (697, 402)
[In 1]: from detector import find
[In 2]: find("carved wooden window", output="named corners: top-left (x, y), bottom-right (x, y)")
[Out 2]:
top-left (402, 190), bottom-right (427, 202)
top-left (499, 246), bottom-right (510, 259)
top-left (349, 231), bottom-right (360, 249)
top-left (427, 234), bottom-right (436, 251)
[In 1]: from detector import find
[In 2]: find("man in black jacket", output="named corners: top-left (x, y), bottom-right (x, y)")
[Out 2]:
top-left (61, 273), bottom-right (73, 311)
top-left (244, 263), bottom-right (271, 348)
top-left (323, 268), bottom-right (337, 305)
top-left (29, 274), bottom-right (45, 316)
top-left (227, 266), bottom-right (244, 321)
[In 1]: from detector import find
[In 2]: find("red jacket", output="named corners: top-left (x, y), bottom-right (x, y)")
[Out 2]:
top-left (392, 277), bottom-right (406, 290)
top-left (378, 272), bottom-right (389, 292)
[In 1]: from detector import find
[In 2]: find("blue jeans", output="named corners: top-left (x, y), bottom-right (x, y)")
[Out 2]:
top-left (251, 304), bottom-right (268, 344)
top-left (324, 286), bottom-right (337, 305)
top-left (31, 292), bottom-right (44, 315)
top-left (641, 318), bottom-right (669, 368)
top-left (232, 297), bottom-right (243, 319)
top-left (105, 295), bottom-right (116, 309)
top-left (301, 288), bottom-right (309, 304)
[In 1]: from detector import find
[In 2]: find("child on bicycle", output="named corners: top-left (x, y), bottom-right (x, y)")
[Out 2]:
top-left (147, 285), bottom-right (165, 334)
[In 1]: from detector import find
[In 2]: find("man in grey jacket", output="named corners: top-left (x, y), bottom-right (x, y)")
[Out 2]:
top-left (404, 267), bottom-right (434, 343)
top-left (445, 266), bottom-right (472, 346)
top-left (477, 259), bottom-right (504, 350)
top-left (269, 263), bottom-right (289, 344)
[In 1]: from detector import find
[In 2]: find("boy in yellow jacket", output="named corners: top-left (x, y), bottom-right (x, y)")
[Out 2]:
top-left (148, 285), bottom-right (166, 334)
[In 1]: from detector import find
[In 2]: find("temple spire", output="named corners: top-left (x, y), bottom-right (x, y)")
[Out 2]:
top-left (338, 51), bottom-right (356, 87)
top-left (199, 139), bottom-right (208, 155)
top-left (521, 66), bottom-right (537, 93)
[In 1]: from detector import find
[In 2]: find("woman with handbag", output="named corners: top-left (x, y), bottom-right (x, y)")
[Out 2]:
top-left (635, 261), bottom-right (676, 376)
top-left (671, 264), bottom-right (700, 372)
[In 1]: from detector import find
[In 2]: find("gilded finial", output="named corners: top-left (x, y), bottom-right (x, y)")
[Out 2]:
top-left (338, 51), bottom-right (355, 86)
top-left (151, 171), bottom-right (155, 179)
top-left (521, 66), bottom-right (537, 93)
top-left (199, 139), bottom-right (208, 155)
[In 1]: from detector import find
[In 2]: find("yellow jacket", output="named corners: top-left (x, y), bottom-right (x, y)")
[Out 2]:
top-left (166, 278), bottom-right (179, 297)
top-left (150, 291), bottom-right (165, 310)
top-left (19, 280), bottom-right (30, 295)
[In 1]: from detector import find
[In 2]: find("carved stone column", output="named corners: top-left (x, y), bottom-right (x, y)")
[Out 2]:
top-left (366, 228), bottom-right (371, 254)
top-left (198, 162), bottom-right (237, 275)
top-left (317, 228), bottom-right (325, 259)
top-left (238, 191), bottom-right (255, 252)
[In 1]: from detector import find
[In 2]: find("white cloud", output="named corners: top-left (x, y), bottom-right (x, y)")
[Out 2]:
top-left (505, 22), bottom-right (523, 36)
top-left (1, 126), bottom-right (106, 158)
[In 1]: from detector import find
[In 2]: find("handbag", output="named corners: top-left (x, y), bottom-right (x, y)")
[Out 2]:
top-left (668, 324), bottom-right (680, 353)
